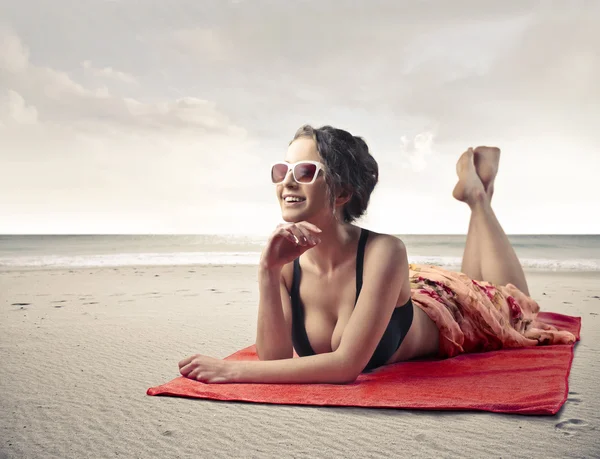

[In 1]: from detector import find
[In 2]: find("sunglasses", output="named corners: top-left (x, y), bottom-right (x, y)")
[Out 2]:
top-left (270, 161), bottom-right (325, 184)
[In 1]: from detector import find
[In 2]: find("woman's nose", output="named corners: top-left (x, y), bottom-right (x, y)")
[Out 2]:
top-left (282, 167), bottom-right (296, 185)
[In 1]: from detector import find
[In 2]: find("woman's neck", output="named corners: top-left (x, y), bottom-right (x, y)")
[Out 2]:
top-left (301, 222), bottom-right (362, 276)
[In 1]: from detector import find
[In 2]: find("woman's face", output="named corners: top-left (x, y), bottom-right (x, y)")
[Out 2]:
top-left (276, 137), bottom-right (330, 223)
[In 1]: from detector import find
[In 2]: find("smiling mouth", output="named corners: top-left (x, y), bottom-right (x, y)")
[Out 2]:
top-left (283, 198), bottom-right (306, 206)
top-left (283, 195), bottom-right (306, 202)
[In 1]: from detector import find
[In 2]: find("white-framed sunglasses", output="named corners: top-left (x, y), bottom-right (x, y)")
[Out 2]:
top-left (270, 161), bottom-right (325, 185)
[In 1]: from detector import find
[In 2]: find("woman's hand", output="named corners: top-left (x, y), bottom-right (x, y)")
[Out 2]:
top-left (259, 221), bottom-right (322, 270)
top-left (178, 354), bottom-right (233, 383)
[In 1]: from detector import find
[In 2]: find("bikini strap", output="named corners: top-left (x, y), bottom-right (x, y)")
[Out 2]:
top-left (355, 228), bottom-right (370, 303)
top-left (292, 257), bottom-right (300, 296)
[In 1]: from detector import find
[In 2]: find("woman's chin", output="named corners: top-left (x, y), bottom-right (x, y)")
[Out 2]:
top-left (281, 214), bottom-right (301, 223)
top-left (281, 210), bottom-right (304, 223)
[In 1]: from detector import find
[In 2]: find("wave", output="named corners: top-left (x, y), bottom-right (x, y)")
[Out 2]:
top-left (408, 256), bottom-right (600, 272)
top-left (1, 251), bottom-right (599, 272)
top-left (0, 252), bottom-right (262, 268)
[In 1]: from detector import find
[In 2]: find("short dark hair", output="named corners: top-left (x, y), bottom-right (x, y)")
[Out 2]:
top-left (291, 125), bottom-right (379, 223)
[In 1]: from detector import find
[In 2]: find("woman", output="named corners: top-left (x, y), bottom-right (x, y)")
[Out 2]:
top-left (178, 125), bottom-right (576, 384)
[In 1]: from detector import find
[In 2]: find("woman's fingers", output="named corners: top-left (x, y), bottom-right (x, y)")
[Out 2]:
top-left (284, 225), bottom-right (316, 246)
top-left (272, 225), bottom-right (300, 245)
top-left (297, 221), bottom-right (322, 234)
top-left (178, 355), bottom-right (196, 369)
top-left (272, 221), bottom-right (322, 248)
top-left (296, 223), bottom-right (322, 244)
top-left (292, 223), bottom-right (322, 244)
top-left (284, 225), bottom-right (306, 245)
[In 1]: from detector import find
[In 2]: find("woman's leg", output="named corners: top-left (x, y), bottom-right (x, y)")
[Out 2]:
top-left (453, 147), bottom-right (530, 296)
top-left (453, 146), bottom-right (501, 281)
top-left (459, 213), bottom-right (482, 280)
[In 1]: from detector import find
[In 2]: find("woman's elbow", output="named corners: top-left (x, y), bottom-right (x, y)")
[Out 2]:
top-left (334, 354), bottom-right (362, 384)
top-left (340, 372), bottom-right (359, 384)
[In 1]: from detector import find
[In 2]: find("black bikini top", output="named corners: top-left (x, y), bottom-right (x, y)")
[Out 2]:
top-left (290, 228), bottom-right (414, 373)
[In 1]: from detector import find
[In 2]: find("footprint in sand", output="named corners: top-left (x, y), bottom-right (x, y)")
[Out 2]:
top-left (567, 392), bottom-right (582, 405)
top-left (554, 418), bottom-right (589, 436)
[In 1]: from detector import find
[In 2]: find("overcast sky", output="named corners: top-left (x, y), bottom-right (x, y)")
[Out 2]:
top-left (1, 0), bottom-right (599, 235)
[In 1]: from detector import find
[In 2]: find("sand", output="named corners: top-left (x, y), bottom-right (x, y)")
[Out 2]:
top-left (1, 265), bottom-right (599, 459)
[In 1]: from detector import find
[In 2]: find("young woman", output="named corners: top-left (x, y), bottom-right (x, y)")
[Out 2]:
top-left (178, 125), bottom-right (576, 384)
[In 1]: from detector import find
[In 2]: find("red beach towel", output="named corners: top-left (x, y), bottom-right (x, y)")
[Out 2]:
top-left (147, 312), bottom-right (580, 415)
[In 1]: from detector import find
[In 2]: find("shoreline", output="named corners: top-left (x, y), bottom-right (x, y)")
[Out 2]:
top-left (3, 263), bottom-right (600, 276)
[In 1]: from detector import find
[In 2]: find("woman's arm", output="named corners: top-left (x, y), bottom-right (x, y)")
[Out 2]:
top-left (255, 265), bottom-right (294, 360)
top-left (229, 350), bottom-right (353, 384)
top-left (229, 235), bottom-right (408, 384)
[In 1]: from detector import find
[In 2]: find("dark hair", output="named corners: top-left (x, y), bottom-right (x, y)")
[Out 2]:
top-left (291, 124), bottom-right (379, 223)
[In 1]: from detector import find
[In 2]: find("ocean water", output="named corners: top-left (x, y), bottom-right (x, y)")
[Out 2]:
top-left (1, 234), bottom-right (599, 272)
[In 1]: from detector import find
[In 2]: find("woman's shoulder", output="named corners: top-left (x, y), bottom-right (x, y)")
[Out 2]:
top-left (362, 229), bottom-right (408, 273)
top-left (364, 229), bottom-right (407, 253)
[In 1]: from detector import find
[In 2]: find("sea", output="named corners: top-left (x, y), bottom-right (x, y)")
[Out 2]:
top-left (0, 234), bottom-right (599, 272)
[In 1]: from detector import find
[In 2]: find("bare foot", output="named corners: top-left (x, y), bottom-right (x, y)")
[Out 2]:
top-left (452, 148), bottom-right (486, 206)
top-left (473, 146), bottom-right (500, 200)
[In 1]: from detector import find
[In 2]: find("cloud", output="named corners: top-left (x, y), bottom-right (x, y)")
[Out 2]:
top-left (2, 90), bottom-right (38, 124)
top-left (0, 2), bottom-right (598, 233)
top-left (399, 131), bottom-right (437, 172)
top-left (0, 30), bottom-right (271, 233)
top-left (82, 60), bottom-right (137, 84)
top-left (157, 1), bottom-right (599, 151)
top-left (0, 29), bottom-right (29, 72)
top-left (0, 30), bottom-right (249, 137)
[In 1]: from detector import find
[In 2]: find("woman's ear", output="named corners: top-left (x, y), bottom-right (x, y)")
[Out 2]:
top-left (335, 187), bottom-right (353, 207)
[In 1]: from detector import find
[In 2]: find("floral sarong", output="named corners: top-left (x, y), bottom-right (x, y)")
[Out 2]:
top-left (409, 264), bottom-right (577, 358)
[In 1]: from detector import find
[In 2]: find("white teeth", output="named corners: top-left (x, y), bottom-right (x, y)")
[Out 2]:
top-left (284, 196), bottom-right (305, 202)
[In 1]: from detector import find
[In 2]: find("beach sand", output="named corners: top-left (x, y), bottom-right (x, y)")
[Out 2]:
top-left (1, 265), bottom-right (599, 459)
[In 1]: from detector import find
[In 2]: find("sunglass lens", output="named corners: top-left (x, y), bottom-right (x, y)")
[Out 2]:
top-left (294, 163), bottom-right (317, 183)
top-left (271, 163), bottom-right (289, 183)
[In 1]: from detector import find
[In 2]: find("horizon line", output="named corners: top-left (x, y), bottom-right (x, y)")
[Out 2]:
top-left (2, 233), bottom-right (600, 237)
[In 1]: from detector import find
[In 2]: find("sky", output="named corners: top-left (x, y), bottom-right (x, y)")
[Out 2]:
top-left (0, 0), bottom-right (599, 235)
